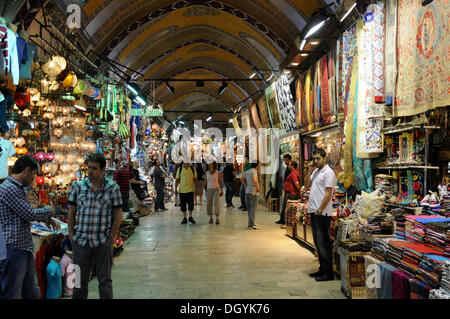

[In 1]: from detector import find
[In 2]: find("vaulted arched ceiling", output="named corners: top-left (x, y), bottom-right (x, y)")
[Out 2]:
top-left (79, 0), bottom-right (337, 121)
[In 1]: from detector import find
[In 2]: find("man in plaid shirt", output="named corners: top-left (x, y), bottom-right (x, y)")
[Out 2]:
top-left (0, 155), bottom-right (55, 299)
top-left (68, 153), bottom-right (123, 299)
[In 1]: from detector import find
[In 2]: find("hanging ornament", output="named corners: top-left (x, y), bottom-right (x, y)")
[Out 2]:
top-left (14, 87), bottom-right (30, 111)
top-left (36, 176), bottom-right (45, 186)
top-left (73, 79), bottom-right (87, 94)
top-left (22, 109), bottom-right (31, 117)
top-left (27, 88), bottom-right (40, 104)
top-left (42, 56), bottom-right (67, 79)
top-left (63, 72), bottom-right (75, 88)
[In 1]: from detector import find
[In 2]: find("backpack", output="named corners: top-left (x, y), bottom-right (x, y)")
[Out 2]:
top-left (177, 166), bottom-right (196, 180)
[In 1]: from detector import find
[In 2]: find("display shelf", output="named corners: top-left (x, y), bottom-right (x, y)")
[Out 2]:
top-left (375, 164), bottom-right (439, 170)
top-left (300, 122), bottom-right (339, 136)
top-left (382, 125), bottom-right (440, 135)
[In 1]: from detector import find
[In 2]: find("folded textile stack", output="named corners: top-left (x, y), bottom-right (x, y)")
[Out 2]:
top-left (416, 254), bottom-right (449, 288)
top-left (446, 230), bottom-right (450, 258)
top-left (372, 237), bottom-right (394, 261)
top-left (441, 261), bottom-right (450, 294)
top-left (443, 195), bottom-right (450, 218)
top-left (338, 240), bottom-right (372, 252)
top-left (424, 221), bottom-right (450, 253)
top-left (405, 215), bottom-right (444, 243)
top-left (375, 174), bottom-right (395, 201)
top-left (400, 243), bottom-right (444, 277)
top-left (395, 217), bottom-right (406, 239)
top-left (385, 239), bottom-right (407, 267)
top-left (429, 289), bottom-right (450, 299)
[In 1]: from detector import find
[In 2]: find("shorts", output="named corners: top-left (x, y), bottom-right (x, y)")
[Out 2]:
top-left (179, 192), bottom-right (194, 212)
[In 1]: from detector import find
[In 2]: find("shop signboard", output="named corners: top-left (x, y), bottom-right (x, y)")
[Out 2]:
top-left (130, 109), bottom-right (163, 117)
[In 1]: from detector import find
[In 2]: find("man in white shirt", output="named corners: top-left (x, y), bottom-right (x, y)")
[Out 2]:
top-left (305, 148), bottom-right (336, 282)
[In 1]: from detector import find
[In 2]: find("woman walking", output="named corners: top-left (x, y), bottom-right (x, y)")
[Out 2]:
top-left (202, 162), bottom-right (223, 224)
top-left (241, 161), bottom-right (260, 230)
top-left (195, 162), bottom-right (205, 205)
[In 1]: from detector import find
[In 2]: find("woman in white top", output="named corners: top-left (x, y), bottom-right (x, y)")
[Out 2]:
top-left (241, 161), bottom-right (260, 229)
top-left (202, 162), bottom-right (224, 224)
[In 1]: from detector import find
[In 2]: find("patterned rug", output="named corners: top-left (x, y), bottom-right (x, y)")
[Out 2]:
top-left (395, 0), bottom-right (450, 116)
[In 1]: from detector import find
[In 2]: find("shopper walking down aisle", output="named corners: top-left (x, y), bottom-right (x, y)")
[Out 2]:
top-left (305, 149), bottom-right (336, 282)
top-left (175, 162), bottom-right (198, 224)
top-left (152, 160), bottom-right (168, 212)
top-left (194, 163), bottom-right (205, 205)
top-left (0, 155), bottom-right (57, 299)
top-left (279, 161), bottom-right (302, 229)
top-left (203, 162), bottom-right (224, 225)
top-left (223, 163), bottom-right (236, 208)
top-left (129, 161), bottom-right (144, 200)
top-left (238, 157), bottom-right (251, 211)
top-left (113, 160), bottom-right (139, 214)
top-left (276, 154), bottom-right (292, 225)
top-left (68, 153), bottom-right (123, 299)
top-left (242, 161), bottom-right (260, 230)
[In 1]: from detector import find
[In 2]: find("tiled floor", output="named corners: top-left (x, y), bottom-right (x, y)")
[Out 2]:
top-left (86, 197), bottom-right (345, 299)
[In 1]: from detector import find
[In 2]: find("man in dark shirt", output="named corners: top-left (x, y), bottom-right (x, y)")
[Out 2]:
top-left (223, 163), bottom-right (236, 207)
top-left (152, 160), bottom-right (168, 212)
top-left (113, 161), bottom-right (139, 214)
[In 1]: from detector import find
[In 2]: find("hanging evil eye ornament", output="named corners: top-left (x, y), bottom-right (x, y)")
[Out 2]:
top-left (364, 11), bottom-right (374, 22)
top-left (145, 129), bottom-right (151, 136)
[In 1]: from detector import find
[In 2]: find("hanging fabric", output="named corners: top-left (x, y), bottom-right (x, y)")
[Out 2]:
top-left (395, 0), bottom-right (450, 116)
top-left (384, 0), bottom-right (398, 106)
top-left (356, 7), bottom-right (384, 157)
top-left (320, 54), bottom-right (331, 124)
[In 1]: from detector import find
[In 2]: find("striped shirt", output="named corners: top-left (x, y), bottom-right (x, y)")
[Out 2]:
top-left (68, 177), bottom-right (123, 248)
top-left (0, 176), bottom-right (52, 253)
top-left (0, 26), bottom-right (9, 73)
top-left (113, 167), bottom-right (135, 194)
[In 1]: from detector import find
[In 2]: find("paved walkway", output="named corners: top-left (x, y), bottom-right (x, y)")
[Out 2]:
top-left (86, 196), bottom-right (345, 299)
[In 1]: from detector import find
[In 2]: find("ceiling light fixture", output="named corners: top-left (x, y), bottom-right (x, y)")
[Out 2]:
top-left (299, 39), bottom-right (306, 51)
top-left (249, 72), bottom-right (256, 79)
top-left (206, 115), bottom-right (213, 122)
top-left (340, 2), bottom-right (357, 22)
top-left (218, 81), bottom-right (228, 95)
top-left (303, 8), bottom-right (330, 39)
top-left (311, 41), bottom-right (320, 45)
top-left (165, 81), bottom-right (175, 95)
top-left (126, 83), bottom-right (139, 95)
top-left (267, 73), bottom-right (275, 81)
top-left (300, 53), bottom-right (309, 56)
top-left (229, 118), bottom-right (233, 123)
top-left (291, 62), bottom-right (300, 66)
top-left (135, 96), bottom-right (147, 106)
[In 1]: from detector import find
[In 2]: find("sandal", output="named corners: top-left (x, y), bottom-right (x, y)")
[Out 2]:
top-left (209, 218), bottom-right (213, 224)
top-left (216, 219), bottom-right (220, 225)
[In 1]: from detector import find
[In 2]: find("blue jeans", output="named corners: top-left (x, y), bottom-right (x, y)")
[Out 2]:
top-left (224, 182), bottom-right (235, 206)
top-left (245, 194), bottom-right (257, 227)
top-left (0, 246), bottom-right (40, 299)
top-left (240, 184), bottom-right (247, 209)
